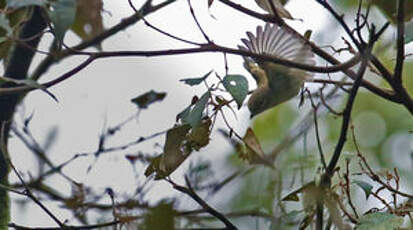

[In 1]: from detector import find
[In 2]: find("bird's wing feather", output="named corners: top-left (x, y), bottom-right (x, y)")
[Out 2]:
top-left (240, 23), bottom-right (315, 80)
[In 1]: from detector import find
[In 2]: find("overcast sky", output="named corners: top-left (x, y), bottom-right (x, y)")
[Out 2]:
top-left (7, 0), bottom-right (402, 227)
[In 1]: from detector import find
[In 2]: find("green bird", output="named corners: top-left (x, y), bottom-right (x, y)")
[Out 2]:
top-left (370, 0), bottom-right (413, 23)
top-left (238, 23), bottom-right (315, 118)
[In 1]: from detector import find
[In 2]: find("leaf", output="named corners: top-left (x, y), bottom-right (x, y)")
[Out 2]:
top-left (353, 180), bottom-right (373, 200)
top-left (356, 212), bottom-right (403, 230)
top-left (145, 119), bottom-right (212, 180)
top-left (145, 124), bottom-right (192, 180)
top-left (405, 21), bottom-right (413, 44)
top-left (144, 155), bottom-right (162, 178)
top-left (0, 13), bottom-right (12, 36)
top-left (179, 91), bottom-right (210, 127)
top-left (140, 201), bottom-right (176, 230)
top-left (0, 37), bottom-right (8, 44)
top-left (49, 0), bottom-right (77, 42)
top-left (282, 192), bottom-right (300, 202)
top-left (71, 0), bottom-right (104, 44)
top-left (240, 128), bottom-right (273, 167)
top-left (222, 74), bottom-right (248, 109)
top-left (176, 105), bottom-right (191, 122)
top-left (281, 182), bottom-right (315, 202)
top-left (160, 124), bottom-right (191, 175)
top-left (187, 118), bottom-right (211, 151)
top-left (131, 90), bottom-right (167, 109)
top-left (180, 70), bottom-right (212, 86)
top-left (304, 30), bottom-right (312, 40)
top-left (0, 7), bottom-right (29, 59)
top-left (7, 0), bottom-right (46, 8)
top-left (243, 128), bottom-right (265, 158)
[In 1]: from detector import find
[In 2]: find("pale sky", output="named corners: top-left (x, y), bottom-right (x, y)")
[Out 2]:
top-left (8, 0), bottom-right (406, 228)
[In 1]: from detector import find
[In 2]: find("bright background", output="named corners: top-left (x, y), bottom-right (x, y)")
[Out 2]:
top-left (5, 0), bottom-right (413, 229)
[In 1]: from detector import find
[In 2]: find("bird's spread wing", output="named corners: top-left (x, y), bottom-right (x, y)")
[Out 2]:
top-left (238, 23), bottom-right (315, 80)
top-left (239, 23), bottom-right (316, 117)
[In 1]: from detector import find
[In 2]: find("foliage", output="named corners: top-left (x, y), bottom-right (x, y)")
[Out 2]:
top-left (0, 0), bottom-right (412, 229)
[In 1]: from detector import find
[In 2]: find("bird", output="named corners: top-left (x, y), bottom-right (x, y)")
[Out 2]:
top-left (370, 0), bottom-right (413, 23)
top-left (238, 23), bottom-right (315, 118)
top-left (254, 0), bottom-right (292, 19)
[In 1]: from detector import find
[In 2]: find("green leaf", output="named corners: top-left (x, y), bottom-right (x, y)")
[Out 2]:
top-left (140, 201), bottom-right (176, 230)
top-left (49, 0), bottom-right (77, 42)
top-left (176, 105), bottom-right (191, 122)
top-left (131, 90), bottom-right (167, 109)
top-left (180, 70), bottom-right (212, 86)
top-left (356, 212), bottom-right (403, 230)
top-left (180, 91), bottom-right (210, 127)
top-left (0, 37), bottom-right (8, 44)
top-left (222, 74), bottom-right (248, 109)
top-left (144, 155), bottom-right (162, 178)
top-left (405, 21), bottom-right (413, 44)
top-left (147, 124), bottom-right (192, 179)
top-left (353, 180), bottom-right (373, 200)
top-left (7, 0), bottom-right (46, 8)
top-left (0, 13), bottom-right (12, 36)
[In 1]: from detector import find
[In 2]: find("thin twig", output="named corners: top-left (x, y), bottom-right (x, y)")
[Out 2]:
top-left (187, 0), bottom-right (211, 43)
top-left (128, 0), bottom-right (202, 46)
top-left (0, 123), bottom-right (64, 227)
top-left (306, 89), bottom-right (327, 169)
top-left (170, 177), bottom-right (237, 230)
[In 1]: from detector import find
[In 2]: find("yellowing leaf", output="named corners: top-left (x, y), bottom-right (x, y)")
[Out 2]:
top-left (187, 118), bottom-right (211, 151)
top-left (0, 6), bottom-right (29, 61)
top-left (240, 128), bottom-right (273, 167)
top-left (145, 124), bottom-right (191, 180)
top-left (71, 0), bottom-right (104, 43)
top-left (160, 124), bottom-right (191, 174)
top-left (145, 120), bottom-right (212, 180)
top-left (243, 128), bottom-right (265, 156)
top-left (144, 155), bottom-right (162, 178)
